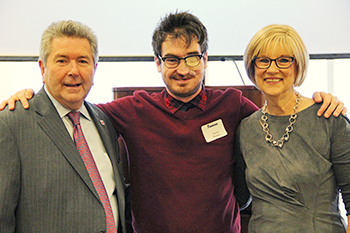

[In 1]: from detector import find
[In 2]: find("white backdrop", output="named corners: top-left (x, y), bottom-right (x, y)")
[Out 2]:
top-left (1, 0), bottom-right (350, 56)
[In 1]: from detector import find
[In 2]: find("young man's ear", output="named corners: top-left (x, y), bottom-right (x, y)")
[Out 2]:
top-left (155, 56), bottom-right (162, 73)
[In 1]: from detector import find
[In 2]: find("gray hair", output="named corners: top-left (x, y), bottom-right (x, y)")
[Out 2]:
top-left (39, 20), bottom-right (98, 65)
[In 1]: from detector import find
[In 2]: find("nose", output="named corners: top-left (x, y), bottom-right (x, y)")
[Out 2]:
top-left (176, 59), bottom-right (191, 75)
top-left (68, 61), bottom-right (79, 77)
top-left (267, 60), bottom-right (279, 73)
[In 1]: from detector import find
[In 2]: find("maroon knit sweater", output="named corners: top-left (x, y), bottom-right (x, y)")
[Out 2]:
top-left (97, 88), bottom-right (258, 233)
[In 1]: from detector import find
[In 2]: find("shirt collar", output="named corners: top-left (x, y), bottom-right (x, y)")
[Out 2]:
top-left (44, 85), bottom-right (91, 121)
top-left (164, 86), bottom-right (207, 114)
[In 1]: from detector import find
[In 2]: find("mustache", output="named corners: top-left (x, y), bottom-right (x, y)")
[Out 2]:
top-left (171, 71), bottom-right (196, 80)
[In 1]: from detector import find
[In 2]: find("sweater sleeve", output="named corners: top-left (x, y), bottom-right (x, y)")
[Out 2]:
top-left (239, 95), bottom-right (259, 121)
top-left (95, 90), bottom-right (162, 135)
top-left (232, 90), bottom-right (257, 209)
top-left (330, 115), bottom-right (350, 215)
top-left (233, 124), bottom-right (251, 210)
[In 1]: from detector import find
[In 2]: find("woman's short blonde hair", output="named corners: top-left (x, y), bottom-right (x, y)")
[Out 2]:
top-left (243, 24), bottom-right (309, 87)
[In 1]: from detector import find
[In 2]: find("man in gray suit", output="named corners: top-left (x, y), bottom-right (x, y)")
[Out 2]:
top-left (0, 20), bottom-right (127, 232)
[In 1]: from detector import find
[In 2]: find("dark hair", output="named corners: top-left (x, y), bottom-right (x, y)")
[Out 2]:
top-left (152, 11), bottom-right (208, 56)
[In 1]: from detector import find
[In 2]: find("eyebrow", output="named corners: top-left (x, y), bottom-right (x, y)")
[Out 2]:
top-left (258, 55), bottom-right (291, 58)
top-left (163, 51), bottom-right (202, 57)
top-left (53, 54), bottom-right (92, 60)
top-left (53, 54), bottom-right (68, 59)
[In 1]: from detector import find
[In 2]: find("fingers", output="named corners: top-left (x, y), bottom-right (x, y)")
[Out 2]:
top-left (316, 94), bottom-right (346, 118)
top-left (329, 98), bottom-right (346, 117)
top-left (0, 100), bottom-right (10, 111)
top-left (25, 89), bottom-right (35, 99)
top-left (0, 89), bottom-right (33, 111)
top-left (316, 92), bottom-right (332, 117)
top-left (317, 104), bottom-right (330, 117)
top-left (8, 94), bottom-right (21, 110)
top-left (15, 90), bottom-right (31, 109)
top-left (342, 107), bottom-right (348, 116)
top-left (312, 91), bottom-right (324, 103)
top-left (325, 95), bottom-right (338, 118)
top-left (0, 95), bottom-right (20, 111)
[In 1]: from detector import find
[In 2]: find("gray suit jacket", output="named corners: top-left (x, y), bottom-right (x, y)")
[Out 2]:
top-left (0, 88), bottom-right (126, 233)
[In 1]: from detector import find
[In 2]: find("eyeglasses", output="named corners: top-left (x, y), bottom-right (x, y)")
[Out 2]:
top-left (157, 53), bottom-right (205, 69)
top-left (253, 56), bottom-right (295, 69)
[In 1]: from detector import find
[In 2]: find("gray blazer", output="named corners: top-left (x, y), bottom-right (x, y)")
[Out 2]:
top-left (0, 87), bottom-right (126, 233)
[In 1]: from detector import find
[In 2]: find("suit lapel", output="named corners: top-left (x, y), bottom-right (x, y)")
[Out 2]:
top-left (86, 102), bottom-right (125, 192)
top-left (86, 103), bottom-right (126, 230)
top-left (34, 88), bottom-right (99, 199)
top-left (86, 103), bottom-right (119, 165)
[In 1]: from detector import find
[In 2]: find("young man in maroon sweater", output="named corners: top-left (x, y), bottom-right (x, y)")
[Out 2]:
top-left (0, 12), bottom-right (346, 233)
top-left (97, 12), bottom-right (344, 233)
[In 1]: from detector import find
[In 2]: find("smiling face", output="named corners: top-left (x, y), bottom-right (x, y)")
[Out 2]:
top-left (155, 36), bottom-right (207, 103)
top-left (254, 43), bottom-right (297, 99)
top-left (40, 36), bottom-right (96, 110)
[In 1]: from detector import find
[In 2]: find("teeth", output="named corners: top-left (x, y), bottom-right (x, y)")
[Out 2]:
top-left (265, 79), bottom-right (280, 82)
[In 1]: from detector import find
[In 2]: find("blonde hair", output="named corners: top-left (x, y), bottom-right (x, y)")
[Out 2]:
top-left (244, 24), bottom-right (309, 87)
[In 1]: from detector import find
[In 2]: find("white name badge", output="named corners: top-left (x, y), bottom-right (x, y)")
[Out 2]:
top-left (201, 119), bottom-right (228, 143)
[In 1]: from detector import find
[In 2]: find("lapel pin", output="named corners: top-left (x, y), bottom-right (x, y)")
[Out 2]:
top-left (100, 120), bottom-right (105, 126)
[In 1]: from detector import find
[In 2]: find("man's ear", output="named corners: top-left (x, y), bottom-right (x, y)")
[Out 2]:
top-left (92, 63), bottom-right (98, 86)
top-left (203, 52), bottom-right (208, 69)
top-left (155, 56), bottom-right (161, 73)
top-left (94, 62), bottom-right (98, 75)
top-left (38, 59), bottom-right (46, 83)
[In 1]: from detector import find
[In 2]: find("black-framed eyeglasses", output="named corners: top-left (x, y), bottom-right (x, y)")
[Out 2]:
top-left (157, 53), bottom-right (205, 69)
top-left (253, 56), bottom-right (295, 69)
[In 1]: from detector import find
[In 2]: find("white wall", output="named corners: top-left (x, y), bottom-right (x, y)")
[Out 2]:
top-left (1, 0), bottom-right (350, 56)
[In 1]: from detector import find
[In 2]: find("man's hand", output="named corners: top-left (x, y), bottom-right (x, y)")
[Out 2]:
top-left (0, 89), bottom-right (34, 111)
top-left (313, 91), bottom-right (347, 118)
